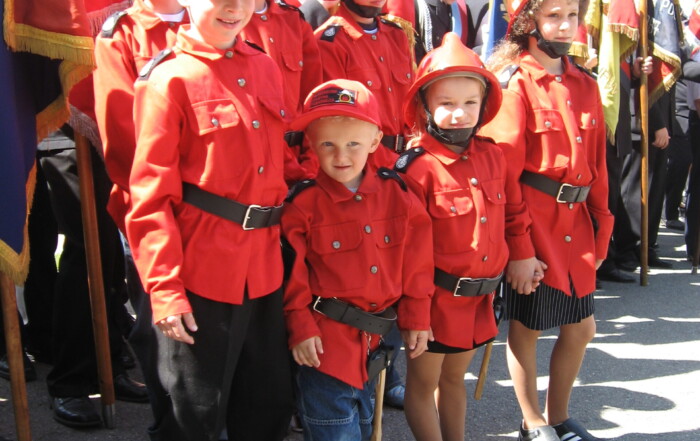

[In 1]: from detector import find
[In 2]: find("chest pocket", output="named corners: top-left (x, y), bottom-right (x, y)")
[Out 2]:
top-left (390, 62), bottom-right (412, 86)
top-left (481, 179), bottom-right (506, 244)
top-left (281, 51), bottom-right (304, 73)
top-left (428, 189), bottom-right (474, 219)
top-left (347, 67), bottom-right (382, 91)
top-left (578, 108), bottom-right (598, 132)
top-left (190, 99), bottom-right (240, 136)
top-left (428, 189), bottom-right (475, 254)
top-left (527, 108), bottom-right (564, 134)
top-left (310, 221), bottom-right (364, 290)
top-left (372, 216), bottom-right (406, 249)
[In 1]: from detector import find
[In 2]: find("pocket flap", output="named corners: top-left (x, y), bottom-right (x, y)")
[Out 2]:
top-left (282, 51), bottom-right (303, 72)
top-left (428, 189), bottom-right (473, 218)
top-left (481, 179), bottom-right (506, 205)
top-left (310, 221), bottom-right (363, 255)
top-left (190, 99), bottom-right (239, 135)
top-left (528, 108), bottom-right (564, 133)
top-left (373, 216), bottom-right (406, 248)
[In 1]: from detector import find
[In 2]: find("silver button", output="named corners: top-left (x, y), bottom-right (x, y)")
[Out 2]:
top-left (269, 37), bottom-right (274, 43)
top-left (461, 155), bottom-right (468, 160)
top-left (497, 193), bottom-right (502, 199)
top-left (367, 80), bottom-right (373, 87)
top-left (258, 166), bottom-right (264, 174)
top-left (280, 109), bottom-right (286, 117)
top-left (406, 73), bottom-right (411, 79)
top-left (387, 87), bottom-right (392, 92)
top-left (364, 225), bottom-right (372, 233)
top-left (384, 235), bottom-right (390, 244)
top-left (564, 235), bottom-right (572, 242)
top-left (450, 206), bottom-right (457, 213)
top-left (261, 14), bottom-right (268, 21)
top-left (480, 216), bottom-right (487, 224)
top-left (237, 78), bottom-right (246, 87)
top-left (544, 120), bottom-right (552, 128)
top-left (211, 118), bottom-right (219, 127)
top-left (482, 255), bottom-right (488, 262)
top-left (371, 34), bottom-right (377, 40)
top-left (470, 178), bottom-right (478, 185)
top-left (567, 100), bottom-right (572, 106)
top-left (379, 56), bottom-right (384, 62)
top-left (576, 174), bottom-right (582, 180)
top-left (576, 136), bottom-right (582, 143)
top-left (354, 194), bottom-right (363, 201)
top-left (298, 60), bottom-right (304, 67)
top-left (568, 203), bottom-right (574, 210)
top-left (225, 50), bottom-right (233, 58)
top-left (369, 303), bottom-right (377, 309)
top-left (592, 119), bottom-right (596, 125)
top-left (252, 120), bottom-right (261, 129)
top-left (555, 76), bottom-right (562, 82)
top-left (169, 22), bottom-right (175, 28)
top-left (370, 265), bottom-right (378, 274)
top-left (332, 241), bottom-right (341, 249)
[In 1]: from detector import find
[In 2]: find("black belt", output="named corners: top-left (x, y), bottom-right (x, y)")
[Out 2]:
top-left (182, 182), bottom-right (282, 230)
top-left (312, 297), bottom-right (396, 335)
top-left (520, 170), bottom-right (590, 203)
top-left (434, 267), bottom-right (502, 297)
top-left (284, 131), bottom-right (304, 147)
top-left (381, 134), bottom-right (406, 153)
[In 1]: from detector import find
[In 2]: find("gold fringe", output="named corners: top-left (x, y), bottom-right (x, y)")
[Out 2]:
top-left (569, 42), bottom-right (589, 60)
top-left (607, 23), bottom-right (639, 42)
top-left (0, 165), bottom-right (37, 286)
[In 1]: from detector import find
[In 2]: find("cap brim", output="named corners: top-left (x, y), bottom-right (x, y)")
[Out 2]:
top-left (290, 109), bottom-right (381, 131)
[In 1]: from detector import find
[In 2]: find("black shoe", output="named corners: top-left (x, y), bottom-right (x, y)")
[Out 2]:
top-left (615, 251), bottom-right (639, 272)
top-left (383, 384), bottom-right (405, 409)
top-left (518, 422), bottom-right (559, 441)
top-left (51, 396), bottom-right (101, 428)
top-left (596, 266), bottom-right (635, 283)
top-left (647, 250), bottom-right (672, 269)
top-left (0, 352), bottom-right (37, 382)
top-left (665, 219), bottom-right (685, 231)
top-left (553, 418), bottom-right (602, 441)
top-left (114, 373), bottom-right (149, 403)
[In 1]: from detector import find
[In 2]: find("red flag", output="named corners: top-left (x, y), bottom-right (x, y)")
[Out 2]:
top-left (646, 0), bottom-right (682, 105)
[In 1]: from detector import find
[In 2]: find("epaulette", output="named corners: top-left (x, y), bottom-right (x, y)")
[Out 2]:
top-left (101, 10), bottom-right (128, 38)
top-left (379, 17), bottom-right (403, 30)
top-left (377, 167), bottom-right (407, 191)
top-left (498, 64), bottom-right (519, 88)
top-left (286, 179), bottom-right (316, 202)
top-left (137, 48), bottom-right (174, 81)
top-left (245, 40), bottom-right (266, 53)
top-left (393, 147), bottom-right (425, 173)
top-left (276, 0), bottom-right (305, 19)
top-left (320, 25), bottom-right (341, 42)
top-left (573, 62), bottom-right (597, 80)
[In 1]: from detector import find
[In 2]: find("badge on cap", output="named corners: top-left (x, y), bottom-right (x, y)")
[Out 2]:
top-left (309, 87), bottom-right (357, 109)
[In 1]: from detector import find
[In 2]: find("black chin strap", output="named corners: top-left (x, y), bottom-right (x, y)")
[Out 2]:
top-left (343, 0), bottom-right (382, 18)
top-left (530, 28), bottom-right (572, 59)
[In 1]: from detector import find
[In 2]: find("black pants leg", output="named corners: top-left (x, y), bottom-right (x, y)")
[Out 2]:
top-left (686, 112), bottom-right (700, 257)
top-left (665, 129), bottom-right (692, 221)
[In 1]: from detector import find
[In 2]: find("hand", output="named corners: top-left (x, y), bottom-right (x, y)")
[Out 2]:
top-left (595, 258), bottom-right (604, 270)
top-left (292, 336), bottom-right (323, 367)
top-left (157, 312), bottom-right (198, 344)
top-left (633, 56), bottom-right (653, 78)
top-left (401, 329), bottom-right (433, 359)
top-left (506, 257), bottom-right (548, 294)
top-left (584, 48), bottom-right (598, 70)
top-left (652, 127), bottom-right (670, 149)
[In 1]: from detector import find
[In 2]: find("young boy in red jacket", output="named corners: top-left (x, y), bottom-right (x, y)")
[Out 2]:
top-left (281, 79), bottom-right (434, 441)
top-left (125, 0), bottom-right (293, 439)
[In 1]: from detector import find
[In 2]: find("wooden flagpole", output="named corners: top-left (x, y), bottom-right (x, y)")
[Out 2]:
top-left (639, 0), bottom-right (650, 285)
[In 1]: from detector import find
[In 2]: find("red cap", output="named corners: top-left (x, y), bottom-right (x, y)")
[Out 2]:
top-left (403, 32), bottom-right (502, 129)
top-left (291, 79), bottom-right (382, 131)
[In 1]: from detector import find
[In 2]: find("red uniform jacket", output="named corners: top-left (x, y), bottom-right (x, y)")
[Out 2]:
top-left (481, 53), bottom-right (614, 297)
top-left (240, 0), bottom-right (323, 180)
top-left (400, 134), bottom-right (528, 348)
top-left (315, 4), bottom-right (414, 168)
top-left (127, 30), bottom-right (288, 323)
top-left (282, 169), bottom-right (434, 388)
top-left (94, 0), bottom-right (187, 231)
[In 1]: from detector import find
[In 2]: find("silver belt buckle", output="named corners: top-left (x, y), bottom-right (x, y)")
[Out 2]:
top-left (241, 204), bottom-right (261, 230)
top-left (556, 183), bottom-right (574, 203)
top-left (453, 277), bottom-right (473, 296)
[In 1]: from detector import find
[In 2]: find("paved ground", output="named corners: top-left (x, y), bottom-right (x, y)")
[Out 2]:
top-left (1, 226), bottom-right (699, 440)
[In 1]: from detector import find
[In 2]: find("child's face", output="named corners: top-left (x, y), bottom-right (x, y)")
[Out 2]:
top-left (306, 117), bottom-right (382, 190)
top-left (179, 0), bottom-right (254, 49)
top-left (533, 0), bottom-right (578, 43)
top-left (425, 76), bottom-right (484, 131)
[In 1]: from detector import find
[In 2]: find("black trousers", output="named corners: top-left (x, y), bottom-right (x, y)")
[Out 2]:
top-left (686, 112), bottom-right (700, 257)
top-left (39, 145), bottom-right (128, 397)
top-left (150, 288), bottom-right (294, 441)
top-left (665, 119), bottom-right (692, 221)
top-left (604, 141), bottom-right (626, 267)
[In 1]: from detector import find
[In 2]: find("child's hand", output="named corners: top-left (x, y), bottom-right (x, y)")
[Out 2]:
top-left (157, 312), bottom-right (198, 344)
top-left (401, 329), bottom-right (433, 359)
top-left (595, 258), bottom-right (604, 270)
top-left (507, 258), bottom-right (548, 294)
top-left (292, 336), bottom-right (323, 367)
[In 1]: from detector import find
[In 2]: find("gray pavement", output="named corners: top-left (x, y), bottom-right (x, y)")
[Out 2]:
top-left (1, 226), bottom-right (699, 440)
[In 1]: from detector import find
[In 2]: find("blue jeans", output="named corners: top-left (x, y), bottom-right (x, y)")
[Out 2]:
top-left (296, 366), bottom-right (376, 441)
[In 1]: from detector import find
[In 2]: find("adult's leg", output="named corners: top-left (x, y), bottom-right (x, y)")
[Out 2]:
top-left (686, 112), bottom-right (700, 257)
top-left (507, 320), bottom-right (545, 429)
top-left (665, 130), bottom-right (692, 222)
top-left (544, 315), bottom-right (596, 425)
top-left (436, 351), bottom-right (477, 441)
top-left (404, 352), bottom-right (445, 441)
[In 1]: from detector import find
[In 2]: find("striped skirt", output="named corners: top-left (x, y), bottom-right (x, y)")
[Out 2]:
top-left (503, 281), bottom-right (595, 331)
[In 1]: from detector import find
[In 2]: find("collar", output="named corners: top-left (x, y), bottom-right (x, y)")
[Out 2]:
top-left (419, 133), bottom-right (469, 166)
top-left (131, 0), bottom-right (188, 30)
top-left (519, 51), bottom-right (574, 81)
top-left (316, 166), bottom-right (381, 203)
top-left (175, 28), bottom-right (252, 60)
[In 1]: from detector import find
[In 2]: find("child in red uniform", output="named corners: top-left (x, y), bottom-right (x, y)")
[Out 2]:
top-left (314, 0), bottom-right (415, 168)
top-left (481, 0), bottom-right (613, 440)
top-left (125, 0), bottom-right (293, 439)
top-left (281, 79), bottom-right (435, 441)
top-left (396, 33), bottom-right (526, 441)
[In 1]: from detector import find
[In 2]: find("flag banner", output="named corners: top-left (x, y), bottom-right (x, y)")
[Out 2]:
top-left (484, 0), bottom-right (508, 58)
top-left (647, 0), bottom-right (683, 105)
top-left (569, 22), bottom-right (590, 60)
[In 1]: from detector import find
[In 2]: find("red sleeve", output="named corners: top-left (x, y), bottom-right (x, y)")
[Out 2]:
top-left (126, 79), bottom-right (191, 324)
